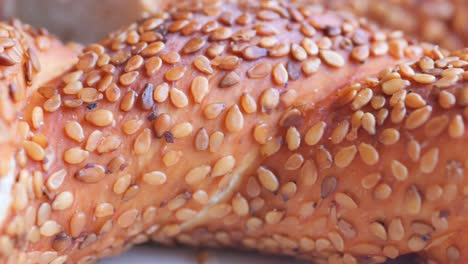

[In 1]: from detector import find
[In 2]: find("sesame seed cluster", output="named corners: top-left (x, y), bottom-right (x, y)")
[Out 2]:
top-left (0, 0), bottom-right (467, 263)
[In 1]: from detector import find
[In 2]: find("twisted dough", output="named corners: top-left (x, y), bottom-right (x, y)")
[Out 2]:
top-left (1, 0), bottom-right (468, 263)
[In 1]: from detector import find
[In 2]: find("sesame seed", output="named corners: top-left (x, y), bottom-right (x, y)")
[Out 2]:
top-left (204, 103), bottom-right (225, 119)
top-left (374, 183), bottom-right (392, 200)
top-left (370, 222), bottom-right (388, 241)
top-left (95, 203), bottom-right (114, 218)
top-left (225, 104), bottom-right (244, 133)
top-left (97, 135), bottom-right (122, 153)
top-left (379, 128), bottom-right (400, 145)
top-left (305, 121), bottom-right (326, 146)
top-left (122, 119), bottom-right (143, 135)
top-left (134, 128), bottom-right (152, 155)
top-left (183, 37), bottom-right (206, 54)
top-left (285, 127), bottom-right (301, 151)
top-left (31, 106), bottom-right (44, 129)
top-left (232, 193), bottom-right (249, 216)
top-left (320, 50), bottom-right (344, 67)
top-left (448, 115), bottom-right (464, 138)
top-left (241, 93), bottom-right (257, 114)
top-left (63, 147), bottom-right (89, 164)
top-left (404, 185), bottom-right (422, 215)
top-left (145, 56), bottom-right (162, 76)
top-left (391, 160), bottom-right (408, 181)
top-left (117, 209), bottom-right (139, 228)
top-left (212, 155), bottom-right (235, 177)
top-left (23, 140), bottom-right (45, 161)
top-left (171, 122), bottom-right (193, 138)
top-left (247, 62), bottom-right (271, 79)
top-left (420, 147), bottom-right (439, 173)
top-left (85, 109), bottom-right (114, 127)
top-left (119, 71), bottom-right (139, 86)
top-left (46, 169), bottom-right (67, 191)
top-left (165, 66), bottom-right (186, 81)
top-left (191, 76), bottom-right (209, 104)
top-left (337, 218), bottom-right (356, 239)
top-left (413, 73), bottom-right (436, 84)
top-left (285, 153), bottom-right (304, 170)
top-left (185, 165), bottom-right (211, 185)
top-left (381, 78), bottom-right (409, 95)
top-left (219, 71), bottom-right (240, 88)
top-left (335, 192), bottom-right (357, 209)
top-left (407, 235), bottom-right (428, 252)
top-left (153, 83), bottom-right (169, 103)
top-left (424, 115), bottom-right (448, 137)
top-left (407, 140), bottom-right (421, 162)
top-left (321, 175), bottom-right (337, 199)
top-left (361, 113), bottom-right (376, 135)
top-left (439, 91), bottom-right (456, 109)
top-left (405, 106), bottom-right (432, 130)
top-left (37, 202), bottom-right (51, 225)
top-left (272, 63), bottom-right (288, 85)
top-left (388, 218), bottom-right (405, 241)
top-left (193, 55), bottom-right (213, 74)
top-left (113, 174), bottom-right (131, 195)
top-left (43, 94), bottom-right (61, 112)
top-left (351, 88), bottom-right (373, 110)
top-left (194, 128), bottom-right (209, 151)
top-left (75, 164), bottom-right (105, 183)
top-left (170, 88), bottom-right (189, 108)
top-left (40, 220), bottom-right (62, 237)
top-left (257, 166), bottom-right (279, 192)
top-left (331, 120), bottom-right (349, 144)
top-left (358, 143), bottom-right (379, 165)
top-left (142, 171), bottom-right (167, 185)
top-left (335, 145), bottom-right (357, 168)
top-left (300, 160), bottom-right (318, 186)
top-left (52, 191), bottom-right (74, 210)
top-left (302, 58), bottom-right (321, 75)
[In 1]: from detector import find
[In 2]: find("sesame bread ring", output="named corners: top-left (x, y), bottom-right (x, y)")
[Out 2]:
top-left (1, 1), bottom-right (468, 264)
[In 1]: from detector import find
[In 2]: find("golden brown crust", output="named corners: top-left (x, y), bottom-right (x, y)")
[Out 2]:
top-left (1, 1), bottom-right (468, 264)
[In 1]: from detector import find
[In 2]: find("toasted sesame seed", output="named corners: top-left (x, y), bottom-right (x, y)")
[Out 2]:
top-left (272, 63), bottom-right (288, 85)
top-left (305, 122), bottom-right (326, 146)
top-left (134, 128), bottom-right (152, 155)
top-left (85, 109), bottom-right (114, 127)
top-left (193, 55), bottom-right (213, 74)
top-left (247, 62), bottom-right (271, 79)
top-left (335, 192), bottom-right (357, 209)
top-left (152, 82), bottom-right (169, 103)
top-left (52, 191), bottom-right (74, 210)
top-left (420, 148), bottom-right (439, 173)
top-left (46, 169), bottom-right (67, 191)
top-left (439, 91), bottom-right (456, 109)
top-left (379, 128), bottom-right (400, 145)
top-left (63, 148), bottom-right (89, 164)
top-left (382, 78), bottom-right (409, 95)
top-left (23, 140), bottom-right (45, 161)
top-left (367, 222), bottom-right (387, 242)
top-left (331, 120), bottom-right (349, 144)
top-left (85, 130), bottom-right (103, 152)
top-left (285, 153), bottom-right (304, 171)
top-left (143, 171), bottom-right (167, 185)
top-left (260, 88), bottom-right (279, 111)
top-left (449, 115), bottom-right (464, 138)
top-left (404, 185), bottom-right (422, 215)
top-left (361, 113), bottom-right (376, 135)
top-left (40, 220), bottom-right (62, 237)
top-left (122, 119), bottom-right (143, 135)
top-left (321, 175), bottom-right (337, 199)
top-left (374, 183), bottom-right (392, 200)
top-left (119, 71), bottom-right (139, 86)
top-left (405, 93), bottom-right (426, 109)
top-left (285, 127), bottom-right (301, 151)
top-left (191, 76), bottom-right (209, 104)
top-left (141, 41), bottom-right (165, 57)
top-left (37, 202), bottom-right (51, 225)
top-left (320, 50), bottom-right (344, 67)
top-left (358, 143), bottom-right (379, 166)
top-left (97, 135), bottom-right (121, 153)
top-left (301, 160), bottom-right (318, 186)
top-left (407, 235), bottom-right (427, 252)
top-left (31, 106), bottom-right (44, 129)
top-left (164, 121), bottom-right (188, 139)
top-left (335, 145), bottom-right (357, 168)
top-left (170, 88), bottom-right (189, 108)
top-left (407, 140), bottom-right (421, 162)
top-left (117, 209), bottom-right (139, 228)
top-left (351, 88), bottom-right (373, 110)
top-left (113, 174), bottom-right (131, 195)
top-left (257, 166), bottom-right (279, 192)
top-left (405, 106), bottom-right (432, 130)
top-left (302, 58), bottom-right (321, 75)
top-left (447, 246), bottom-right (460, 261)
top-left (165, 66), bottom-right (186, 81)
top-left (204, 103), bottom-right (225, 120)
top-left (145, 56), bottom-right (162, 76)
top-left (64, 121), bottom-right (85, 142)
top-left (95, 203), bottom-right (114, 218)
top-left (225, 104), bottom-right (244, 133)
top-left (328, 232), bottom-right (344, 252)
top-left (240, 93), bottom-right (257, 114)
top-left (185, 165), bottom-right (211, 185)
top-left (413, 73), bottom-right (436, 84)
top-left (75, 164), bottom-right (105, 183)
top-left (391, 160), bottom-right (408, 181)
top-left (219, 71), bottom-right (240, 88)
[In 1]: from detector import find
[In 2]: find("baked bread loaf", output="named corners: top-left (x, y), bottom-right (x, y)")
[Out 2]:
top-left (0, 0), bottom-right (467, 263)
